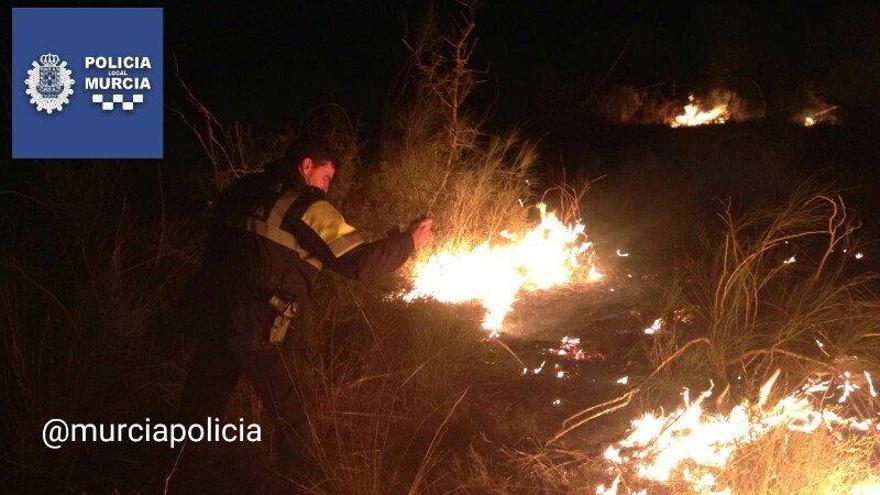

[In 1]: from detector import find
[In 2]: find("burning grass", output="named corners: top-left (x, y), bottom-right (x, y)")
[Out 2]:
top-left (668, 94), bottom-right (731, 128)
top-left (403, 202), bottom-right (602, 336)
top-left (594, 87), bottom-right (755, 127)
top-left (363, 4), bottom-right (610, 339)
top-left (794, 90), bottom-right (841, 128)
top-left (594, 372), bottom-right (880, 495)
top-left (535, 183), bottom-right (880, 495)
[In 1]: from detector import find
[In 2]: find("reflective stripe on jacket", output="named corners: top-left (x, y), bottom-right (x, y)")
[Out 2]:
top-left (225, 186), bottom-right (366, 270)
top-left (208, 172), bottom-right (413, 296)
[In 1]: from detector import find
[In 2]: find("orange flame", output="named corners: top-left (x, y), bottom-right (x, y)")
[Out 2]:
top-left (669, 95), bottom-right (730, 128)
top-left (403, 203), bottom-right (601, 336)
top-left (596, 372), bottom-right (880, 495)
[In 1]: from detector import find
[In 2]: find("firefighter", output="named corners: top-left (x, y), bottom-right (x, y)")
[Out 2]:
top-left (174, 134), bottom-right (433, 481)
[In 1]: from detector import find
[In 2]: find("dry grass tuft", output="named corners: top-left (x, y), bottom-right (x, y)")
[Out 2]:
top-left (644, 183), bottom-right (880, 399)
top-left (717, 427), bottom-right (880, 495)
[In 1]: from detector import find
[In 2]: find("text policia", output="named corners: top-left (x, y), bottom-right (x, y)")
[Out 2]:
top-left (83, 56), bottom-right (153, 91)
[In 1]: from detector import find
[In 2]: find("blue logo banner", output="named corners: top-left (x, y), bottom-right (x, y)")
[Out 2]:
top-left (12, 8), bottom-right (164, 159)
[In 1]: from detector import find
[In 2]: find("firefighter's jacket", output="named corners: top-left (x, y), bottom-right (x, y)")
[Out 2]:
top-left (185, 171), bottom-right (413, 352)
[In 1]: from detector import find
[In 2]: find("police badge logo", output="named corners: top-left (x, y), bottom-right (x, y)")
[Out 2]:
top-left (24, 53), bottom-right (75, 114)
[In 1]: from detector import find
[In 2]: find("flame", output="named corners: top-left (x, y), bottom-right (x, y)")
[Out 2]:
top-left (851, 481), bottom-right (880, 495)
top-left (795, 94), bottom-right (840, 127)
top-left (800, 110), bottom-right (840, 127)
top-left (643, 318), bottom-right (662, 335)
top-left (403, 203), bottom-right (601, 336)
top-left (595, 372), bottom-right (880, 494)
top-left (670, 95), bottom-right (730, 128)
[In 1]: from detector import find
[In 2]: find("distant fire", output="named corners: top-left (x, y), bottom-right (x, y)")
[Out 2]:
top-left (798, 105), bottom-right (840, 127)
top-left (403, 203), bottom-right (601, 336)
top-left (795, 91), bottom-right (840, 127)
top-left (595, 370), bottom-right (880, 495)
top-left (669, 94), bottom-right (730, 128)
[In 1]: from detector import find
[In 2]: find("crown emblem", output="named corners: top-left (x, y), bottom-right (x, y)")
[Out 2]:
top-left (25, 52), bottom-right (75, 114)
top-left (39, 53), bottom-right (60, 66)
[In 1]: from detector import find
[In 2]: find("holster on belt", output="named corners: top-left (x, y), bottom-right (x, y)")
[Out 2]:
top-left (267, 289), bottom-right (298, 344)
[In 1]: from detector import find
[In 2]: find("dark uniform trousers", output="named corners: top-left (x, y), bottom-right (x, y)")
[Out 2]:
top-left (177, 301), bottom-right (316, 476)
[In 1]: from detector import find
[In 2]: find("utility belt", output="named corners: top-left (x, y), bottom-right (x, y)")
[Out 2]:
top-left (267, 289), bottom-right (299, 344)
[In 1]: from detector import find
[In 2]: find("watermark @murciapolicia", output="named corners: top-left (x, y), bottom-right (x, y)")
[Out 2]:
top-left (42, 418), bottom-right (262, 450)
